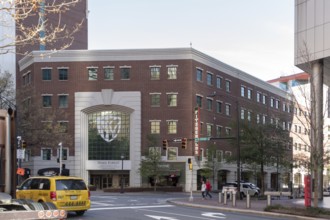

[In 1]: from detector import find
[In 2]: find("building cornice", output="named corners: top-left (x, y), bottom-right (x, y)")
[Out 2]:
top-left (18, 47), bottom-right (290, 100)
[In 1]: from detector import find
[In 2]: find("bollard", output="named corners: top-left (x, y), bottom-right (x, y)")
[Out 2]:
top-left (267, 195), bottom-right (271, 206)
top-left (224, 190), bottom-right (227, 205)
top-left (232, 191), bottom-right (236, 207)
top-left (246, 193), bottom-right (251, 208)
top-left (219, 192), bottom-right (222, 203)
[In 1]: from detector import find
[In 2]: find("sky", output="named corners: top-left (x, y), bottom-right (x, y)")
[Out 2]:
top-left (88, 0), bottom-right (301, 82)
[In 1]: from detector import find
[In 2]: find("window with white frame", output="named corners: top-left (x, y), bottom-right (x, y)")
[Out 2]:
top-left (262, 95), bottom-right (266, 104)
top-left (88, 67), bottom-right (98, 80)
top-left (167, 66), bottom-right (177, 79)
top-left (58, 95), bottom-right (68, 108)
top-left (167, 93), bottom-right (177, 107)
top-left (104, 67), bottom-right (114, 80)
top-left (42, 95), bottom-right (52, 107)
top-left (270, 98), bottom-right (274, 107)
top-left (206, 124), bottom-right (213, 137)
top-left (262, 115), bottom-right (266, 124)
top-left (207, 99), bottom-right (212, 111)
top-left (150, 93), bottom-right (161, 107)
top-left (42, 148), bottom-right (51, 160)
top-left (247, 89), bottom-right (252, 99)
top-left (167, 120), bottom-right (177, 134)
top-left (57, 148), bottom-right (68, 160)
top-left (241, 86), bottom-right (245, 97)
top-left (167, 147), bottom-right (177, 160)
top-left (196, 68), bottom-right (203, 82)
top-left (216, 125), bottom-right (222, 137)
top-left (256, 92), bottom-right (261, 102)
top-left (216, 76), bottom-right (222, 88)
top-left (24, 149), bottom-right (31, 162)
top-left (149, 147), bottom-right (161, 156)
top-left (225, 127), bottom-right (231, 136)
top-left (247, 111), bottom-right (251, 121)
top-left (241, 108), bottom-right (245, 119)
top-left (225, 104), bottom-right (231, 116)
top-left (207, 72), bottom-right (213, 86)
top-left (256, 114), bottom-right (260, 124)
top-left (225, 80), bottom-right (231, 92)
top-left (150, 66), bottom-right (161, 80)
top-left (275, 100), bottom-right (280, 109)
top-left (150, 120), bottom-right (160, 134)
top-left (216, 150), bottom-right (223, 162)
top-left (216, 101), bottom-right (222, 113)
top-left (120, 67), bottom-right (130, 79)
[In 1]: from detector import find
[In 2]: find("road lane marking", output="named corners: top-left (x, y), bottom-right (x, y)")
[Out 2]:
top-left (89, 204), bottom-right (174, 211)
top-left (140, 209), bottom-right (220, 219)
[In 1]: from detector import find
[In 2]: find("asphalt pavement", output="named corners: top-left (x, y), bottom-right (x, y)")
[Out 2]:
top-left (169, 192), bottom-right (330, 220)
top-left (90, 190), bottom-right (330, 220)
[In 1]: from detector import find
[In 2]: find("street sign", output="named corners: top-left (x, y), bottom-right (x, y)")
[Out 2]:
top-left (194, 137), bottom-right (210, 142)
top-left (17, 149), bottom-right (25, 159)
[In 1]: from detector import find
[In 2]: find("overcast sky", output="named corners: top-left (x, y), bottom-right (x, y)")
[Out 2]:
top-left (88, 0), bottom-right (301, 81)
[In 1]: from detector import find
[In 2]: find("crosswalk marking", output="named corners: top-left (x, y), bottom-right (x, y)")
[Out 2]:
top-left (89, 204), bottom-right (174, 211)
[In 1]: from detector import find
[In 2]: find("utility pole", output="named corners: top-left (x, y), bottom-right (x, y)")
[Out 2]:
top-left (59, 142), bottom-right (62, 175)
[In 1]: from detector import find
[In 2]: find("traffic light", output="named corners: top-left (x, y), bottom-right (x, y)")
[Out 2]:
top-left (162, 139), bottom-right (168, 150)
top-left (181, 138), bottom-right (187, 149)
top-left (21, 141), bottom-right (27, 148)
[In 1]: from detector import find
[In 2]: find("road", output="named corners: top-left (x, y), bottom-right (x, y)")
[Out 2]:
top-left (66, 193), bottom-right (295, 220)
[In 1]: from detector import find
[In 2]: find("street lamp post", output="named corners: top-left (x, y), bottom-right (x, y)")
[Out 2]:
top-left (120, 155), bottom-right (124, 193)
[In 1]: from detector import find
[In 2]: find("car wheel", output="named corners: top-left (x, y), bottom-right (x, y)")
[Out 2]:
top-left (76, 211), bottom-right (86, 216)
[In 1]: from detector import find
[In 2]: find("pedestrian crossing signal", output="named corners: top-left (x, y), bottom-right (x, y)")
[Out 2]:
top-left (162, 139), bottom-right (168, 150)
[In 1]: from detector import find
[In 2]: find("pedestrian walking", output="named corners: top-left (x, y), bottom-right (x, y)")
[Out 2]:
top-left (205, 179), bottom-right (212, 199)
top-left (201, 181), bottom-right (206, 199)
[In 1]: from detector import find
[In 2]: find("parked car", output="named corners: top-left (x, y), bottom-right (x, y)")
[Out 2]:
top-left (222, 182), bottom-right (259, 197)
top-left (16, 176), bottom-right (91, 216)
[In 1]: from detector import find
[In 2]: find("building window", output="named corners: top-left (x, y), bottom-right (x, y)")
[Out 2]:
top-left (256, 114), bottom-right (260, 124)
top-left (241, 86), bottom-right (245, 97)
top-left (216, 77), bottom-right (222, 89)
top-left (216, 101), bottom-right (222, 113)
top-left (42, 68), bottom-right (52, 80)
top-left (275, 100), bottom-right (280, 109)
top-left (216, 126), bottom-right (222, 137)
top-left (207, 72), bottom-right (213, 86)
top-left (225, 127), bottom-right (231, 136)
top-left (257, 92), bottom-right (261, 102)
top-left (196, 68), bottom-right (202, 82)
top-left (167, 120), bottom-right (177, 134)
top-left (42, 95), bottom-right (52, 107)
top-left (150, 94), bottom-right (161, 107)
top-left (58, 121), bottom-right (68, 133)
top-left (262, 115), bottom-right (266, 124)
top-left (216, 150), bottom-right (223, 162)
top-left (150, 121), bottom-right (160, 134)
top-left (150, 67), bottom-right (160, 80)
top-left (207, 99), bottom-right (212, 111)
top-left (120, 67), bottom-right (130, 79)
top-left (225, 104), bottom-right (231, 116)
top-left (24, 149), bottom-right (31, 162)
top-left (247, 111), bottom-right (251, 121)
top-left (283, 103), bottom-right (286, 112)
top-left (88, 67), bottom-right (98, 80)
top-left (42, 149), bottom-right (51, 160)
top-left (247, 89), bottom-right (252, 99)
top-left (58, 95), bottom-right (68, 108)
top-left (196, 96), bottom-right (202, 108)
top-left (167, 93), bottom-right (177, 107)
top-left (167, 66), bottom-right (177, 79)
top-left (241, 108), bottom-right (245, 119)
top-left (57, 148), bottom-right (68, 160)
top-left (58, 68), bottom-right (68, 80)
top-left (206, 124), bottom-right (213, 137)
top-left (262, 95), bottom-right (266, 104)
top-left (104, 67), bottom-right (114, 80)
top-left (225, 80), bottom-right (231, 92)
top-left (270, 98), bottom-right (274, 107)
top-left (167, 147), bottom-right (177, 160)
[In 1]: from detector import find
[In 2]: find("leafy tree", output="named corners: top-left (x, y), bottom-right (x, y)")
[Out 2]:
top-left (139, 134), bottom-right (169, 191)
top-left (233, 121), bottom-right (292, 193)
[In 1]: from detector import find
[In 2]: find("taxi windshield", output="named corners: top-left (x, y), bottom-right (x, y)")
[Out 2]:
top-left (56, 179), bottom-right (87, 190)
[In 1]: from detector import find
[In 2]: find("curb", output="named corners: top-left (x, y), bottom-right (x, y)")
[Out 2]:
top-left (168, 199), bottom-right (328, 220)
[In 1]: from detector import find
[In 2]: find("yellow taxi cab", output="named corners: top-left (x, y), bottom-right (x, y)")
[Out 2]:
top-left (16, 176), bottom-right (91, 216)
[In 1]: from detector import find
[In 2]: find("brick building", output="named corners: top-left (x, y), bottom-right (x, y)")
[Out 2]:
top-left (17, 48), bottom-right (293, 191)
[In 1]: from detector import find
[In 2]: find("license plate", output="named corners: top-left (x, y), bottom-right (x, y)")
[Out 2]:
top-left (70, 195), bottom-right (78, 200)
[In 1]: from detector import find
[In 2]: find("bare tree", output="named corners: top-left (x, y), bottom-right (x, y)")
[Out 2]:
top-left (0, 70), bottom-right (15, 107)
top-left (0, 0), bottom-right (84, 55)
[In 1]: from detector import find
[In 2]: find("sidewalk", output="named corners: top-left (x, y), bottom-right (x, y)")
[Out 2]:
top-left (169, 194), bottom-right (330, 220)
